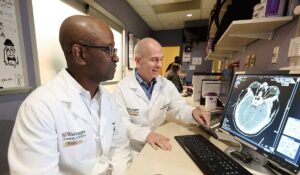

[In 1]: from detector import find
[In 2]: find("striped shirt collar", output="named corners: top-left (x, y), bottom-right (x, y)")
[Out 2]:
top-left (135, 69), bottom-right (157, 100)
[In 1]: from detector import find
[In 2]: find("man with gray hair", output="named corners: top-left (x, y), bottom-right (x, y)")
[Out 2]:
top-left (114, 37), bottom-right (210, 156)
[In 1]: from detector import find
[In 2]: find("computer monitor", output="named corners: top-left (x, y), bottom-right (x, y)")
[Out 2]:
top-left (201, 80), bottom-right (221, 98)
top-left (192, 73), bottom-right (221, 102)
top-left (219, 72), bottom-right (300, 174)
top-left (200, 79), bottom-right (221, 106)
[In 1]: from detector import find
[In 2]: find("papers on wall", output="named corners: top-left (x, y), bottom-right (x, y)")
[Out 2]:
top-left (183, 52), bottom-right (191, 62)
top-left (189, 65), bottom-right (196, 70)
top-left (288, 36), bottom-right (300, 57)
top-left (192, 57), bottom-right (202, 65)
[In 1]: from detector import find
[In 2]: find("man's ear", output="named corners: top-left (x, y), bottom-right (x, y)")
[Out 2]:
top-left (72, 44), bottom-right (87, 65)
top-left (135, 56), bottom-right (141, 66)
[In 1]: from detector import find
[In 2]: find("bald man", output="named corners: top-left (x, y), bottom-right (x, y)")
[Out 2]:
top-left (8, 15), bottom-right (131, 175)
top-left (113, 37), bottom-right (210, 156)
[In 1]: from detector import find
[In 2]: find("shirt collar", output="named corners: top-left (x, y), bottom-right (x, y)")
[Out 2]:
top-left (65, 69), bottom-right (100, 101)
top-left (135, 69), bottom-right (157, 86)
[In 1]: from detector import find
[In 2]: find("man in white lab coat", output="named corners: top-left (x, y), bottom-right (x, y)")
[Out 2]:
top-left (8, 15), bottom-right (131, 175)
top-left (113, 38), bottom-right (210, 155)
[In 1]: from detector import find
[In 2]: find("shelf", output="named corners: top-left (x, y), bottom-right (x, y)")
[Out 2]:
top-left (206, 49), bottom-right (233, 60)
top-left (0, 86), bottom-right (32, 96)
top-left (206, 16), bottom-right (293, 60)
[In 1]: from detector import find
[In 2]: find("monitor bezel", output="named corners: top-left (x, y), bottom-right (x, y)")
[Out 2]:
top-left (219, 71), bottom-right (300, 174)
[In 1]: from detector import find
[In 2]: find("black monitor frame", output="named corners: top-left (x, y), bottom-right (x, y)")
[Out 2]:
top-left (219, 72), bottom-right (300, 174)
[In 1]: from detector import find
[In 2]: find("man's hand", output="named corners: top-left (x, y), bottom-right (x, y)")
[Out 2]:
top-left (146, 132), bottom-right (172, 151)
top-left (192, 109), bottom-right (211, 128)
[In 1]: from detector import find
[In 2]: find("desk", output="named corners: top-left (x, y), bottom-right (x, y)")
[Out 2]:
top-left (126, 120), bottom-right (275, 175)
top-left (127, 121), bottom-right (230, 175)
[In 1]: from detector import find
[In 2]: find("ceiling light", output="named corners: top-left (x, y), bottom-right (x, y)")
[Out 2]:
top-left (186, 13), bottom-right (192, 17)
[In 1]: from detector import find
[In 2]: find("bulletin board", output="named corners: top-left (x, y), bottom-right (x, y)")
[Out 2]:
top-left (0, 0), bottom-right (27, 89)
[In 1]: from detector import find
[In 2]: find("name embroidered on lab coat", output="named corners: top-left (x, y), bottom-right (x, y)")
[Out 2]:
top-left (126, 108), bottom-right (139, 116)
top-left (62, 130), bottom-right (86, 147)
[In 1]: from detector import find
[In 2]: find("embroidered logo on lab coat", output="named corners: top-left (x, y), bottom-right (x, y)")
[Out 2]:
top-left (126, 108), bottom-right (139, 116)
top-left (62, 130), bottom-right (86, 147)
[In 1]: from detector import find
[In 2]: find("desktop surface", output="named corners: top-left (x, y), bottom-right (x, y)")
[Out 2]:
top-left (127, 121), bottom-right (228, 175)
top-left (127, 121), bottom-right (269, 175)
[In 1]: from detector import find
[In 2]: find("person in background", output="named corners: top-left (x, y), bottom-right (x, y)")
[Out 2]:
top-left (113, 37), bottom-right (210, 157)
top-left (8, 15), bottom-right (131, 175)
top-left (165, 55), bottom-right (181, 73)
top-left (178, 68), bottom-right (187, 86)
top-left (166, 63), bottom-right (183, 93)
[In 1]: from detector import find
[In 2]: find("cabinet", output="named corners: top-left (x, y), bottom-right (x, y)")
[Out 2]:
top-left (206, 16), bottom-right (293, 60)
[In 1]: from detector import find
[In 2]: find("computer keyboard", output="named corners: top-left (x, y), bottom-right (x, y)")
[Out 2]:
top-left (175, 134), bottom-right (252, 175)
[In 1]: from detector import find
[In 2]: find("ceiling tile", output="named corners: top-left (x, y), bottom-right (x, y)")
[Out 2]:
top-left (127, 0), bottom-right (149, 6)
top-left (147, 0), bottom-right (191, 5)
top-left (152, 0), bottom-right (200, 14)
top-left (133, 6), bottom-right (155, 16)
top-left (141, 15), bottom-right (160, 23)
top-left (202, 0), bottom-right (216, 9)
top-left (156, 10), bottom-right (201, 30)
top-left (127, 0), bottom-right (214, 30)
top-left (141, 15), bottom-right (164, 30)
top-left (156, 12), bottom-right (184, 29)
top-left (148, 22), bottom-right (165, 30)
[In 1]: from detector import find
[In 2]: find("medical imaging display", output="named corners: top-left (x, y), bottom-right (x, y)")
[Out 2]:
top-left (220, 74), bottom-right (300, 173)
top-left (234, 81), bottom-right (280, 136)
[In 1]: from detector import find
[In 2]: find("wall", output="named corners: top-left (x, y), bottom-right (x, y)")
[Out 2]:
top-left (181, 42), bottom-right (213, 83)
top-left (152, 29), bottom-right (183, 46)
top-left (95, 0), bottom-right (151, 38)
top-left (0, 0), bottom-right (38, 174)
top-left (0, 0), bottom-right (152, 121)
top-left (233, 17), bottom-right (298, 72)
top-left (0, 0), bottom-right (152, 173)
top-left (0, 0), bottom-right (37, 120)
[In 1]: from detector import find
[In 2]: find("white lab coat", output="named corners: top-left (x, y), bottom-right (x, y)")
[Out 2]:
top-left (8, 69), bottom-right (131, 175)
top-left (113, 71), bottom-right (196, 151)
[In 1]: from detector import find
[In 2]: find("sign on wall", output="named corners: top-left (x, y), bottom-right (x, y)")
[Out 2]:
top-left (0, 0), bottom-right (25, 88)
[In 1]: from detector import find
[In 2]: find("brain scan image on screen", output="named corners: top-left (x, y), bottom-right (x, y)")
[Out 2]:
top-left (233, 81), bottom-right (280, 136)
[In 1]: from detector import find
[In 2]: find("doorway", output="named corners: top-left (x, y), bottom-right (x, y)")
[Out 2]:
top-left (161, 46), bottom-right (180, 75)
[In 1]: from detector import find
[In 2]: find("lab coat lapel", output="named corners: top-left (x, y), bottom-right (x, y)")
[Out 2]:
top-left (129, 74), bottom-right (149, 103)
top-left (70, 95), bottom-right (97, 133)
top-left (100, 92), bottom-right (113, 154)
top-left (150, 77), bottom-right (163, 102)
top-left (51, 70), bottom-right (97, 133)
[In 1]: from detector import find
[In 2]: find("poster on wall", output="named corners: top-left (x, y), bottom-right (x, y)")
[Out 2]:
top-left (183, 52), bottom-right (191, 62)
top-left (0, 0), bottom-right (25, 88)
top-left (189, 65), bottom-right (196, 70)
top-left (192, 57), bottom-right (202, 65)
top-left (128, 33), bottom-right (139, 69)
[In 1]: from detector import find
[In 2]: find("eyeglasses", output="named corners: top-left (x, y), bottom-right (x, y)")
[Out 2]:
top-left (77, 43), bottom-right (117, 57)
